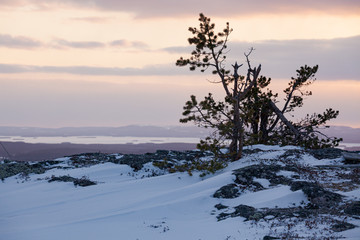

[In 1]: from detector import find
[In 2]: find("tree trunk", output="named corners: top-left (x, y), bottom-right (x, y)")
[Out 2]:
top-left (236, 120), bottom-right (244, 160)
top-left (231, 98), bottom-right (242, 161)
top-left (259, 102), bottom-right (270, 143)
top-left (230, 62), bottom-right (242, 161)
top-left (269, 101), bottom-right (300, 139)
top-left (251, 81), bottom-right (259, 140)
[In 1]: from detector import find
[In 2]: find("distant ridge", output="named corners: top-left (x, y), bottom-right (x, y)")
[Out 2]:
top-left (320, 126), bottom-right (360, 143)
top-left (0, 125), bottom-right (210, 138)
top-left (0, 125), bottom-right (358, 143)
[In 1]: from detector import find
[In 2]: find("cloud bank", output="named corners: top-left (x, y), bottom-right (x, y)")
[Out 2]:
top-left (0, 34), bottom-right (148, 50)
top-left (0, 34), bottom-right (42, 49)
top-left (165, 35), bottom-right (360, 80)
top-left (53, 39), bottom-right (105, 49)
top-left (1, 0), bottom-right (359, 18)
top-left (0, 63), bottom-right (186, 76)
top-left (109, 40), bottom-right (148, 49)
top-left (1, 35), bottom-right (358, 80)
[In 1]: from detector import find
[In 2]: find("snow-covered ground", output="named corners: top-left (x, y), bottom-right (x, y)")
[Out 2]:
top-left (1, 145), bottom-right (359, 240)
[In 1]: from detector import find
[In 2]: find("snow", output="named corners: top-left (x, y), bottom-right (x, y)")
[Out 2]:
top-left (221, 185), bottom-right (308, 209)
top-left (1, 145), bottom-right (359, 240)
top-left (244, 144), bottom-right (301, 151)
top-left (277, 170), bottom-right (296, 178)
top-left (253, 178), bottom-right (271, 188)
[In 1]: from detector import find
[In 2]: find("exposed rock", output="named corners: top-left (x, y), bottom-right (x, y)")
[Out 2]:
top-left (242, 148), bottom-right (266, 155)
top-left (0, 160), bottom-right (61, 180)
top-left (279, 149), bottom-right (305, 161)
top-left (69, 152), bottom-right (116, 167)
top-left (308, 148), bottom-right (343, 160)
top-left (0, 150), bottom-right (213, 179)
top-left (261, 207), bottom-right (303, 219)
top-left (116, 154), bottom-right (153, 171)
top-left (343, 152), bottom-right (360, 164)
top-left (213, 184), bottom-right (240, 199)
top-left (73, 176), bottom-right (97, 187)
top-left (214, 203), bottom-right (228, 210)
top-left (117, 150), bottom-right (212, 171)
top-left (215, 161), bottom-right (351, 232)
top-left (48, 175), bottom-right (96, 187)
top-left (290, 181), bottom-right (343, 207)
top-left (331, 221), bottom-right (357, 232)
top-left (344, 201), bottom-right (360, 216)
top-left (249, 212), bottom-right (263, 221)
top-left (233, 164), bottom-right (291, 187)
top-left (263, 236), bottom-right (280, 240)
top-left (48, 175), bottom-right (76, 183)
top-left (217, 204), bottom-right (256, 221)
top-left (231, 205), bottom-right (256, 219)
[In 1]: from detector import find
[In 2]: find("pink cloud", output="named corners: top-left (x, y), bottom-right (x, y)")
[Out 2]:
top-left (0, 34), bottom-right (42, 49)
top-left (1, 0), bottom-right (359, 17)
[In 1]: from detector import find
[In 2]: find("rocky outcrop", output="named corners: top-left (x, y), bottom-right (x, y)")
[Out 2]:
top-left (213, 184), bottom-right (240, 199)
top-left (213, 148), bottom-right (360, 235)
top-left (343, 152), bottom-right (360, 164)
top-left (344, 201), bottom-right (360, 216)
top-left (308, 148), bottom-right (343, 160)
top-left (48, 175), bottom-right (97, 187)
top-left (289, 181), bottom-right (343, 207)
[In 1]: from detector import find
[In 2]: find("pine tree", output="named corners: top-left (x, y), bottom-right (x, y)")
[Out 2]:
top-left (177, 13), bottom-right (342, 161)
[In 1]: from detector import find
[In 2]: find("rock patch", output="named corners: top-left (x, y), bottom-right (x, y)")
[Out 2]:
top-left (344, 201), bottom-right (360, 216)
top-left (213, 156), bottom-right (360, 236)
top-left (48, 175), bottom-right (97, 187)
top-left (213, 184), bottom-right (240, 199)
top-left (289, 181), bottom-right (343, 207)
top-left (0, 150), bottom-right (213, 180)
top-left (308, 148), bottom-right (343, 160)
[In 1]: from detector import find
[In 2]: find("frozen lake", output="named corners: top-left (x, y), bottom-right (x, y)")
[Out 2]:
top-left (0, 136), bottom-right (201, 144)
top-left (0, 136), bottom-right (358, 150)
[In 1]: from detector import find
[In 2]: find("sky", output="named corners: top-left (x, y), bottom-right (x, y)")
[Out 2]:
top-left (0, 0), bottom-right (359, 128)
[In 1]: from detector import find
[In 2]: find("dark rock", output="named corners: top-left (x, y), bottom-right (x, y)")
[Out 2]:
top-left (213, 184), bottom-right (240, 199)
top-left (48, 175), bottom-right (96, 187)
top-left (344, 201), bottom-right (360, 216)
top-left (118, 154), bottom-right (152, 171)
top-left (234, 164), bottom-right (281, 181)
top-left (290, 181), bottom-right (343, 207)
top-left (118, 150), bottom-right (213, 171)
top-left (291, 174), bottom-right (300, 179)
top-left (48, 175), bottom-right (76, 183)
top-left (0, 150), bottom-right (213, 179)
top-left (233, 164), bottom-right (291, 187)
top-left (242, 148), bottom-right (266, 155)
top-left (217, 212), bottom-right (229, 221)
top-left (280, 149), bottom-right (305, 160)
top-left (262, 207), bottom-right (297, 219)
top-left (0, 161), bottom-right (48, 179)
top-left (73, 176), bottom-right (97, 187)
top-left (214, 203), bottom-right (228, 210)
top-left (263, 236), bottom-right (280, 240)
top-left (69, 152), bottom-right (116, 167)
top-left (331, 221), bottom-right (357, 232)
top-left (308, 148), bottom-right (343, 160)
top-left (343, 152), bottom-right (360, 164)
top-left (231, 204), bottom-right (256, 219)
top-left (217, 204), bottom-right (257, 221)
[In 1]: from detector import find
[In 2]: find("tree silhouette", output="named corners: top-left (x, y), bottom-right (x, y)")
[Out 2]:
top-left (177, 13), bottom-right (341, 161)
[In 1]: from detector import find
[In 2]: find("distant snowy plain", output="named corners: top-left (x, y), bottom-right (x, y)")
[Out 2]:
top-left (1, 145), bottom-right (360, 240)
top-left (0, 136), bottom-right (201, 144)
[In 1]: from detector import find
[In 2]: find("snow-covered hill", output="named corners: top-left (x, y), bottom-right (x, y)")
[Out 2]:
top-left (1, 145), bottom-right (360, 240)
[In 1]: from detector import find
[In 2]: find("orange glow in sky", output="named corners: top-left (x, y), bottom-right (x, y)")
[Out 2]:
top-left (0, 1), bottom-right (359, 128)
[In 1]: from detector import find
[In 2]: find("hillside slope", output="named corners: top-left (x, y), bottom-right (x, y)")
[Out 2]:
top-left (1, 145), bottom-right (360, 240)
